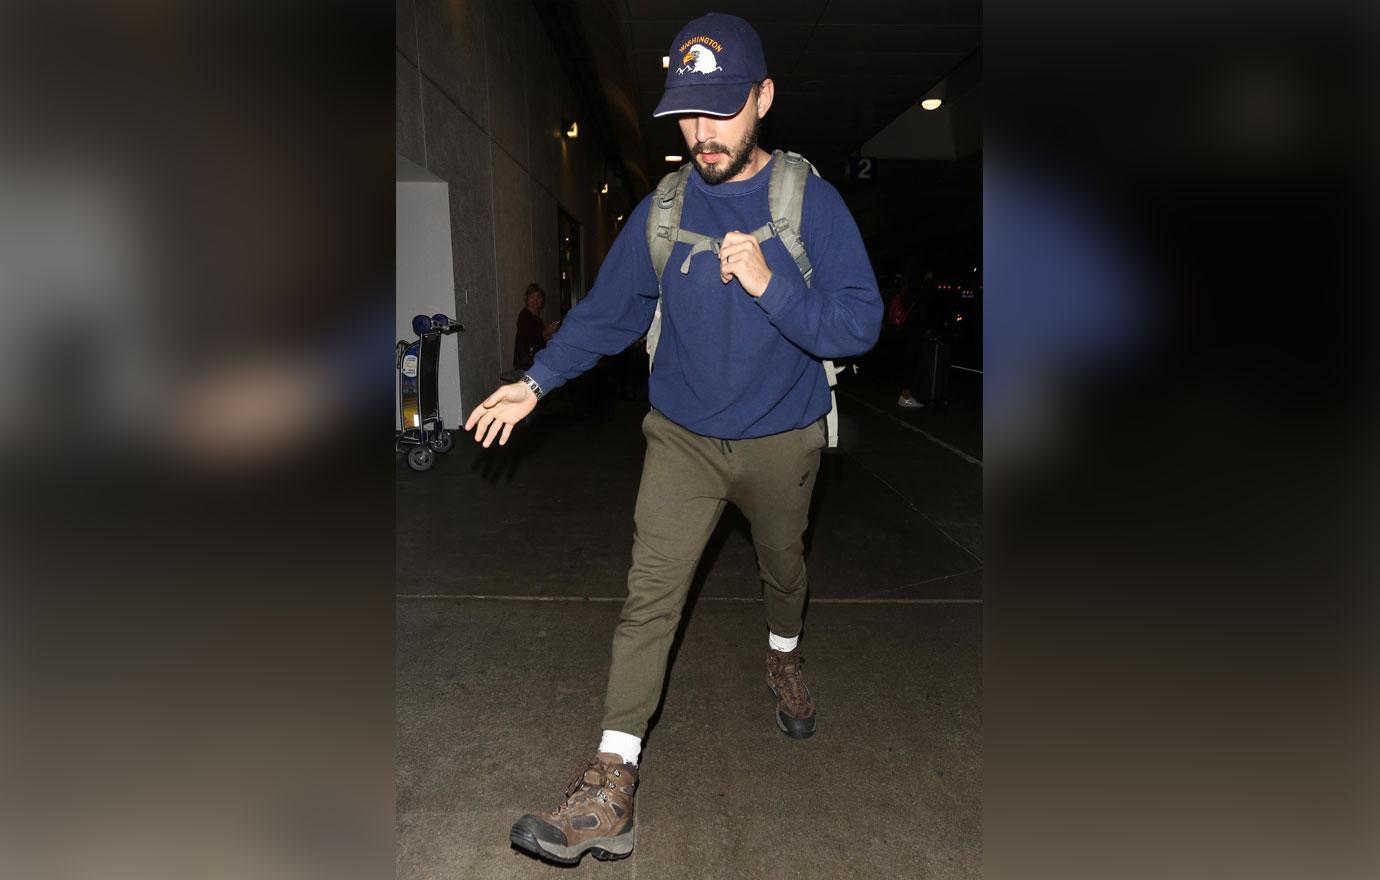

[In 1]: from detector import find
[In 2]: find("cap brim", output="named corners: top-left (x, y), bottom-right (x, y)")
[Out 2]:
top-left (652, 81), bottom-right (754, 118)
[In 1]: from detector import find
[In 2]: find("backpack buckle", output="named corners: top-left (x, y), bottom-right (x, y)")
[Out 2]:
top-left (709, 238), bottom-right (723, 256)
top-left (655, 225), bottom-right (673, 241)
top-left (770, 218), bottom-right (791, 236)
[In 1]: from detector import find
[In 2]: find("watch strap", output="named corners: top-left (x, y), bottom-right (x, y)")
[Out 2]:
top-left (519, 373), bottom-right (544, 400)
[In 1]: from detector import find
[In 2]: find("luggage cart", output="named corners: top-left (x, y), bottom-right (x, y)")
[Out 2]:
top-left (396, 313), bottom-right (464, 472)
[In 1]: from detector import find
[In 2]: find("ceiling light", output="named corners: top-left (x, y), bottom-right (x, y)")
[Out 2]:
top-left (661, 56), bottom-right (670, 69)
top-left (563, 119), bottom-right (579, 138)
top-left (600, 182), bottom-right (609, 194)
top-left (665, 155), bottom-right (683, 162)
top-left (920, 98), bottom-right (943, 111)
top-left (616, 214), bottom-right (624, 222)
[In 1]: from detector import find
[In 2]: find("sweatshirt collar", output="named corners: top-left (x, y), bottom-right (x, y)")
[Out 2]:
top-left (687, 154), bottom-right (775, 198)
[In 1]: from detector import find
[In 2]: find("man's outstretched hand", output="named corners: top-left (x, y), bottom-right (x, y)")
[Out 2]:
top-left (463, 381), bottom-right (537, 447)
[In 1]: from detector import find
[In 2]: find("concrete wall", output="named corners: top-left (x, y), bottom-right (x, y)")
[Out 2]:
top-left (397, 0), bottom-right (628, 408)
top-left (396, 174), bottom-right (463, 425)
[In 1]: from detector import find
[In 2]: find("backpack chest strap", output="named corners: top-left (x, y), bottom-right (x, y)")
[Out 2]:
top-left (675, 221), bottom-right (805, 279)
top-left (667, 228), bottom-right (715, 275)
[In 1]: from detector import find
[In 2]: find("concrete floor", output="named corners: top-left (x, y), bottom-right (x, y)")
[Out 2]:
top-left (396, 367), bottom-right (982, 879)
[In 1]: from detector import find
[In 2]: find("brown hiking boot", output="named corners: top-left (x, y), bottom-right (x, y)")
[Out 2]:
top-left (509, 752), bottom-right (637, 865)
top-left (767, 648), bottom-right (817, 738)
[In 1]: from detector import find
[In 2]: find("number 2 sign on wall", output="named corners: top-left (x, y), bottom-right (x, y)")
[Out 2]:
top-left (844, 155), bottom-right (876, 183)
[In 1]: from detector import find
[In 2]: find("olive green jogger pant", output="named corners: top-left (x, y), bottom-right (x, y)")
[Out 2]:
top-left (600, 407), bottom-right (828, 739)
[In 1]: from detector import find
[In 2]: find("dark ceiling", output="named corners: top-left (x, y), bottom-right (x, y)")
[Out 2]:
top-left (534, 0), bottom-right (982, 273)
top-left (600, 0), bottom-right (981, 194)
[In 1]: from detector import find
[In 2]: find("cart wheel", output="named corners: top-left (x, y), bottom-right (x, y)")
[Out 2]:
top-left (430, 431), bottom-right (454, 454)
top-left (407, 446), bottom-right (435, 472)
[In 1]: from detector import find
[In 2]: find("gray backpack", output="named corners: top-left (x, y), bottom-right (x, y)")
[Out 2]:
top-left (643, 149), bottom-right (841, 447)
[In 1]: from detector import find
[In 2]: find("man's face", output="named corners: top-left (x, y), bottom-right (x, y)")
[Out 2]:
top-left (677, 86), bottom-right (762, 185)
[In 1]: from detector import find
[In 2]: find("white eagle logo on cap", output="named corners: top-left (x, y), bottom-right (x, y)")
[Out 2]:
top-left (678, 44), bottom-right (720, 75)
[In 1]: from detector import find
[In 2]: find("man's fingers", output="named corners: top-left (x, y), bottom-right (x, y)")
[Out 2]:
top-left (466, 404), bottom-right (491, 431)
top-left (467, 386), bottom-right (509, 430)
top-left (720, 233), bottom-right (758, 253)
top-left (482, 386), bottom-right (509, 408)
top-left (499, 422), bottom-right (514, 446)
top-left (481, 416), bottom-right (504, 448)
top-left (719, 244), bottom-right (758, 265)
top-left (473, 412), bottom-right (492, 442)
top-left (720, 243), bottom-right (757, 282)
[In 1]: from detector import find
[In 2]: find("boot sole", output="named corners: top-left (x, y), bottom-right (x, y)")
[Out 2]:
top-left (509, 820), bottom-right (634, 866)
top-left (768, 685), bottom-right (817, 739)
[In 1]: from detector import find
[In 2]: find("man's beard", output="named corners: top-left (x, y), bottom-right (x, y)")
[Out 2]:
top-left (693, 112), bottom-right (761, 185)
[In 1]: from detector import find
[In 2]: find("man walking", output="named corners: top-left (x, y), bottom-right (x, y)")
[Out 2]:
top-left (463, 12), bottom-right (881, 866)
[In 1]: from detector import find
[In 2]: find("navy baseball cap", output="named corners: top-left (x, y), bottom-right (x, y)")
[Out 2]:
top-left (652, 13), bottom-right (768, 118)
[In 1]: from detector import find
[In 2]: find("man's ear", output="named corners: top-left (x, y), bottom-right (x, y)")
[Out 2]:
top-left (756, 78), bottom-right (775, 118)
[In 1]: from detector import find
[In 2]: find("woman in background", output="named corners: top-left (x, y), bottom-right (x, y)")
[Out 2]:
top-left (513, 283), bottom-right (558, 372)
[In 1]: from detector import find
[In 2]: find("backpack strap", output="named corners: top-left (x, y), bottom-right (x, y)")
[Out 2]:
top-left (647, 164), bottom-right (694, 282)
top-left (645, 163), bottom-right (696, 368)
top-left (765, 149), bottom-right (816, 285)
top-left (677, 234), bottom-right (718, 274)
top-left (765, 150), bottom-right (840, 448)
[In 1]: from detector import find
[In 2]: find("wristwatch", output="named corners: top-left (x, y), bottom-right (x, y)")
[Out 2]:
top-left (519, 373), bottom-right (544, 400)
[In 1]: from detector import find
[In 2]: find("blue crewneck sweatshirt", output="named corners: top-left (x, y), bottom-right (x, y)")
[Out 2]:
top-left (525, 155), bottom-right (882, 439)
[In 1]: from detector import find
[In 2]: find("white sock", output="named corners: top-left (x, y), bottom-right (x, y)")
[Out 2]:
top-left (598, 729), bottom-right (641, 766)
top-left (769, 631), bottom-right (799, 652)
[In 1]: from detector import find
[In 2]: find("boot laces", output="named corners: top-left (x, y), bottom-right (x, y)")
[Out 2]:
top-left (776, 654), bottom-right (807, 704)
top-left (554, 760), bottom-right (608, 813)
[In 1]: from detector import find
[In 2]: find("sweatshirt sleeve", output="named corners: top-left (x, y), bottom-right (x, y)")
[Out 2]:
top-left (524, 197), bottom-right (660, 393)
top-left (752, 176), bottom-right (883, 359)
